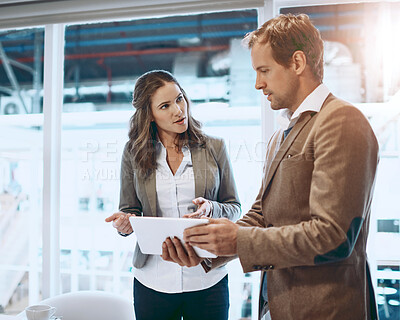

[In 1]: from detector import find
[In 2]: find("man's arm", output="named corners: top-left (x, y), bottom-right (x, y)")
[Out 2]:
top-left (185, 104), bottom-right (379, 272)
top-left (234, 105), bottom-right (379, 272)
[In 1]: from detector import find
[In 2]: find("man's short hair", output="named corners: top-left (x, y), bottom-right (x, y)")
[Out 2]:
top-left (244, 13), bottom-right (324, 82)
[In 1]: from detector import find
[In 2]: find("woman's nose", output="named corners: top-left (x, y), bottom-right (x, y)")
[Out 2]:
top-left (173, 103), bottom-right (183, 115)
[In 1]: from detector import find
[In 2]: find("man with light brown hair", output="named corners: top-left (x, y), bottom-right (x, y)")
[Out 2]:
top-left (163, 13), bottom-right (379, 320)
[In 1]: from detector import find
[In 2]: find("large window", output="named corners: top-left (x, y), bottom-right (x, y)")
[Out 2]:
top-left (0, 27), bottom-right (44, 313)
top-left (58, 10), bottom-right (261, 320)
top-left (1, 1), bottom-right (400, 319)
top-left (280, 3), bottom-right (400, 319)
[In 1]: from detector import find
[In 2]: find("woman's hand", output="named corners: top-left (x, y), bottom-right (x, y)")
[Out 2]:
top-left (183, 197), bottom-right (213, 218)
top-left (161, 236), bottom-right (203, 267)
top-left (105, 212), bottom-right (135, 234)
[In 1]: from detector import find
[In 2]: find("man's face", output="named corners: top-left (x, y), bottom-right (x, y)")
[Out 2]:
top-left (251, 42), bottom-right (300, 112)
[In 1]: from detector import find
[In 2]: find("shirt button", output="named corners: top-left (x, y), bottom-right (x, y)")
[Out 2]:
top-left (287, 154), bottom-right (292, 158)
top-left (253, 265), bottom-right (262, 270)
top-left (268, 265), bottom-right (274, 270)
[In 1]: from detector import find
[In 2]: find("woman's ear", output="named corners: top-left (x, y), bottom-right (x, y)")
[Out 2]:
top-left (291, 50), bottom-right (307, 75)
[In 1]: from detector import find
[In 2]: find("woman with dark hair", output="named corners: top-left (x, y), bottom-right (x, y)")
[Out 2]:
top-left (105, 70), bottom-right (240, 320)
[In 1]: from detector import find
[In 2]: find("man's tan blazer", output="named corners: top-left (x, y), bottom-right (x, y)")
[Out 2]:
top-left (119, 135), bottom-right (241, 268)
top-left (213, 94), bottom-right (379, 319)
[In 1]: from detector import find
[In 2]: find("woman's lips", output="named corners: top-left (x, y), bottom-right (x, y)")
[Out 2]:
top-left (174, 117), bottom-right (186, 125)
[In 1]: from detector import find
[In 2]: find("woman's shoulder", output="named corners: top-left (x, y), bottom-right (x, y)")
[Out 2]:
top-left (122, 140), bottom-right (132, 154)
top-left (203, 134), bottom-right (224, 147)
top-left (201, 135), bottom-right (228, 160)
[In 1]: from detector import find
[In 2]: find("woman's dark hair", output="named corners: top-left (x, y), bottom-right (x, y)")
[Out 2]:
top-left (127, 70), bottom-right (206, 178)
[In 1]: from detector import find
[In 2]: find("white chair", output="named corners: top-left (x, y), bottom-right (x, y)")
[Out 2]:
top-left (22, 291), bottom-right (134, 320)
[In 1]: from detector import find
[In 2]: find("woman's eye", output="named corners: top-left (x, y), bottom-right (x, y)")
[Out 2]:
top-left (160, 104), bottom-right (168, 109)
top-left (177, 96), bottom-right (183, 102)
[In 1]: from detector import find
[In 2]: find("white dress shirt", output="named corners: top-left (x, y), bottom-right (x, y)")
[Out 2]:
top-left (277, 83), bottom-right (330, 130)
top-left (134, 143), bottom-right (227, 293)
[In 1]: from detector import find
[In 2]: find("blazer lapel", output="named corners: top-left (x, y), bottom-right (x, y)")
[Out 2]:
top-left (143, 170), bottom-right (157, 217)
top-left (191, 146), bottom-right (206, 198)
top-left (262, 112), bottom-right (316, 195)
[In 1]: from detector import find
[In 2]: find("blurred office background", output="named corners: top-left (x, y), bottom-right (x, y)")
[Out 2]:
top-left (0, 1), bottom-right (399, 319)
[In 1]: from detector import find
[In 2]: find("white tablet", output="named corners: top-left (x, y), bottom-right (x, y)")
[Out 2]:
top-left (129, 216), bottom-right (216, 258)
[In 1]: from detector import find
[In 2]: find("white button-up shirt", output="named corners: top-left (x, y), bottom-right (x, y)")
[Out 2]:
top-left (134, 143), bottom-right (227, 293)
top-left (277, 83), bottom-right (330, 130)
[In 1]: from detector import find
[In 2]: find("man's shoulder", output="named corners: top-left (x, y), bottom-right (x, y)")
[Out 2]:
top-left (323, 93), bottom-right (354, 109)
top-left (320, 94), bottom-right (366, 119)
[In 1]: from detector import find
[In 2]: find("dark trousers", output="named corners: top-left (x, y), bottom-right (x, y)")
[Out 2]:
top-left (133, 275), bottom-right (229, 320)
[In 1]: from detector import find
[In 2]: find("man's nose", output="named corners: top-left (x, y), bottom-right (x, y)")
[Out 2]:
top-left (255, 75), bottom-right (265, 90)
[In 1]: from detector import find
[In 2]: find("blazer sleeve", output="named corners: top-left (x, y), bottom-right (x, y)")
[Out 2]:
top-left (208, 138), bottom-right (241, 221)
top-left (204, 157), bottom-right (266, 272)
top-left (118, 143), bottom-right (142, 218)
top-left (236, 105), bottom-right (379, 272)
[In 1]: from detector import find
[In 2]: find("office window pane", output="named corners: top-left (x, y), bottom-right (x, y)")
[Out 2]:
top-left (281, 3), bottom-right (400, 318)
top-left (0, 27), bottom-right (44, 314)
top-left (60, 9), bottom-right (261, 320)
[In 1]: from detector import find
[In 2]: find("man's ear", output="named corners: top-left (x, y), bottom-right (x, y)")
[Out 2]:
top-left (291, 50), bottom-right (307, 75)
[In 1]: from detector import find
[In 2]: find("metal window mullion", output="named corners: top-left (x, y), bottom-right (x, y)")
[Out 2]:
top-left (259, 1), bottom-right (275, 161)
top-left (42, 23), bottom-right (65, 299)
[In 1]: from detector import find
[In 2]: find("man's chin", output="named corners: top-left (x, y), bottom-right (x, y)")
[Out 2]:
top-left (270, 103), bottom-right (283, 111)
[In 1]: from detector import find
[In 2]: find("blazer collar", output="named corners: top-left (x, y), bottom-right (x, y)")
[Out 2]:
top-left (262, 111), bottom-right (317, 194)
top-left (143, 170), bottom-right (157, 217)
top-left (191, 146), bottom-right (207, 198)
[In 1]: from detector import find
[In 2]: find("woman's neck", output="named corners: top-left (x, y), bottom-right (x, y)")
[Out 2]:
top-left (158, 132), bottom-right (180, 150)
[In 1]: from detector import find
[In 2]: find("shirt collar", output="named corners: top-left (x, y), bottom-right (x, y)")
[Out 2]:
top-left (156, 138), bottom-right (191, 163)
top-left (277, 83), bottom-right (330, 130)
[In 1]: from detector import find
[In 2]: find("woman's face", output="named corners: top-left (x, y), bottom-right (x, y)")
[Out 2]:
top-left (150, 81), bottom-right (188, 140)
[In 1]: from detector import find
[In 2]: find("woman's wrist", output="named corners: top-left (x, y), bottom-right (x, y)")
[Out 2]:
top-left (208, 200), bottom-right (213, 217)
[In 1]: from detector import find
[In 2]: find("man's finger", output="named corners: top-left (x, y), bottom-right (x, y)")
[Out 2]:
top-left (183, 224), bottom-right (210, 241)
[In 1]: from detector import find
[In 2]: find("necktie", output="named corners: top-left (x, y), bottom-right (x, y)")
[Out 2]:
top-left (283, 126), bottom-right (293, 140)
top-left (280, 126), bottom-right (293, 146)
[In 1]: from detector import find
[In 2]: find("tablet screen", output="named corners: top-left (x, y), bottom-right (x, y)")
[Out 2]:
top-left (129, 216), bottom-right (216, 258)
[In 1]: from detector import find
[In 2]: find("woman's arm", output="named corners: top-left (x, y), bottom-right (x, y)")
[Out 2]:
top-left (105, 143), bottom-right (142, 236)
top-left (209, 138), bottom-right (241, 220)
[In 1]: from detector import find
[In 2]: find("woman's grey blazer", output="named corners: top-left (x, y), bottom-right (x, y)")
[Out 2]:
top-left (118, 135), bottom-right (241, 268)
